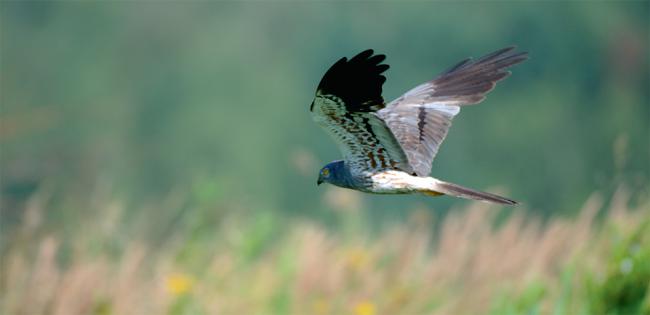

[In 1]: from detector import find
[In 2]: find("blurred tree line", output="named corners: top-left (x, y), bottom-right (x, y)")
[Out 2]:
top-left (1, 2), bottom-right (648, 226)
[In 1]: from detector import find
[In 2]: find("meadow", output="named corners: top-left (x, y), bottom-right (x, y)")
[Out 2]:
top-left (2, 184), bottom-right (648, 315)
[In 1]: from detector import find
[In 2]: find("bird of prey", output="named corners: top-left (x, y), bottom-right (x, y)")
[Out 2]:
top-left (310, 47), bottom-right (528, 205)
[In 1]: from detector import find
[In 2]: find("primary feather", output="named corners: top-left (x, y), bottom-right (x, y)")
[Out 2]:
top-left (311, 49), bottom-right (412, 175)
top-left (381, 46), bottom-right (528, 176)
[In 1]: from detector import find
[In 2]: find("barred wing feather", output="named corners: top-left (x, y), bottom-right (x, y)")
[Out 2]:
top-left (310, 49), bottom-right (413, 174)
top-left (379, 47), bottom-right (528, 176)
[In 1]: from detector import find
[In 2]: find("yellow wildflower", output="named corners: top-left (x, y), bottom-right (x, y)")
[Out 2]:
top-left (353, 301), bottom-right (375, 315)
top-left (165, 273), bottom-right (194, 296)
top-left (346, 248), bottom-right (370, 271)
top-left (312, 298), bottom-right (330, 314)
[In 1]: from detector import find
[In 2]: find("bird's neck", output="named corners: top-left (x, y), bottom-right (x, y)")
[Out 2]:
top-left (331, 162), bottom-right (365, 189)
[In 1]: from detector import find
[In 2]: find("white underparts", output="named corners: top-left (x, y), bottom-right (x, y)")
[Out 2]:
top-left (369, 170), bottom-right (438, 194)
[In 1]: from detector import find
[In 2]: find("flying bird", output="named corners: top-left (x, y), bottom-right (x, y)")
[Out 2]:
top-left (310, 47), bottom-right (528, 205)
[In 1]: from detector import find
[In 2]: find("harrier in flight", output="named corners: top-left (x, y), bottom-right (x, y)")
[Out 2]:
top-left (310, 47), bottom-right (527, 205)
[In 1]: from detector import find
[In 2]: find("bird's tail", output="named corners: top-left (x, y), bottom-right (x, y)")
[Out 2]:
top-left (419, 178), bottom-right (518, 206)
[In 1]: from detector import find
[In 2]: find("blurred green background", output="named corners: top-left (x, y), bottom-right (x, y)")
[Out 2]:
top-left (2, 2), bottom-right (649, 315)
top-left (1, 2), bottom-right (648, 224)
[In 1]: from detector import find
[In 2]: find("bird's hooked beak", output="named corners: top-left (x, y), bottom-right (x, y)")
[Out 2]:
top-left (317, 176), bottom-right (324, 186)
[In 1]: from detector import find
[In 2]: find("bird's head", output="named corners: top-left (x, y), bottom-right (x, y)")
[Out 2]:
top-left (317, 160), bottom-right (348, 187)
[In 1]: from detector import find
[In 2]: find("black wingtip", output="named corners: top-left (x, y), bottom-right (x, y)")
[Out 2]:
top-left (352, 49), bottom-right (375, 61)
top-left (316, 49), bottom-right (390, 112)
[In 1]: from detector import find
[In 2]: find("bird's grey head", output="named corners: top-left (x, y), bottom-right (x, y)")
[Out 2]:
top-left (317, 160), bottom-right (353, 188)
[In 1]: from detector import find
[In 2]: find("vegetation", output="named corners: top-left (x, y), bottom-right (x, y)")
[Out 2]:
top-left (1, 186), bottom-right (648, 314)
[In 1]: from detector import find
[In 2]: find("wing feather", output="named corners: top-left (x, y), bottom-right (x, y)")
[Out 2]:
top-left (380, 47), bottom-right (528, 176)
top-left (311, 50), bottom-right (412, 174)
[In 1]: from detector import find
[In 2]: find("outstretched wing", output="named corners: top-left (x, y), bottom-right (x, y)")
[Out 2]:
top-left (311, 50), bottom-right (412, 174)
top-left (379, 46), bottom-right (528, 177)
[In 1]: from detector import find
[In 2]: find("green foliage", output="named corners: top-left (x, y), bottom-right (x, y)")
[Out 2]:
top-left (490, 280), bottom-right (547, 315)
top-left (91, 298), bottom-right (112, 315)
top-left (236, 210), bottom-right (282, 263)
top-left (552, 267), bottom-right (583, 315)
top-left (587, 217), bottom-right (650, 315)
top-left (168, 294), bottom-right (204, 315)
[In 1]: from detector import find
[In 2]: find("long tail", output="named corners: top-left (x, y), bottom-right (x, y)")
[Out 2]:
top-left (423, 178), bottom-right (518, 206)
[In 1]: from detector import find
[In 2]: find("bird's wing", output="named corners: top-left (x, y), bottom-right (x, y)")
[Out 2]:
top-left (379, 46), bottom-right (528, 177)
top-left (311, 49), bottom-right (412, 174)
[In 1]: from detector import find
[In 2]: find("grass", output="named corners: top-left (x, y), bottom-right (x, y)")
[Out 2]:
top-left (1, 186), bottom-right (649, 315)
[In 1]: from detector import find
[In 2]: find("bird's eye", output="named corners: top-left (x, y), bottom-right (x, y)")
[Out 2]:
top-left (321, 168), bottom-right (330, 177)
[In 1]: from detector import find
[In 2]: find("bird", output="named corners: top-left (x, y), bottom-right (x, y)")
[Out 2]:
top-left (310, 47), bottom-right (528, 205)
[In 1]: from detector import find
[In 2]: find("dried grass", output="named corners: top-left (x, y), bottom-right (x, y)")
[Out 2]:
top-left (1, 187), bottom-right (647, 315)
